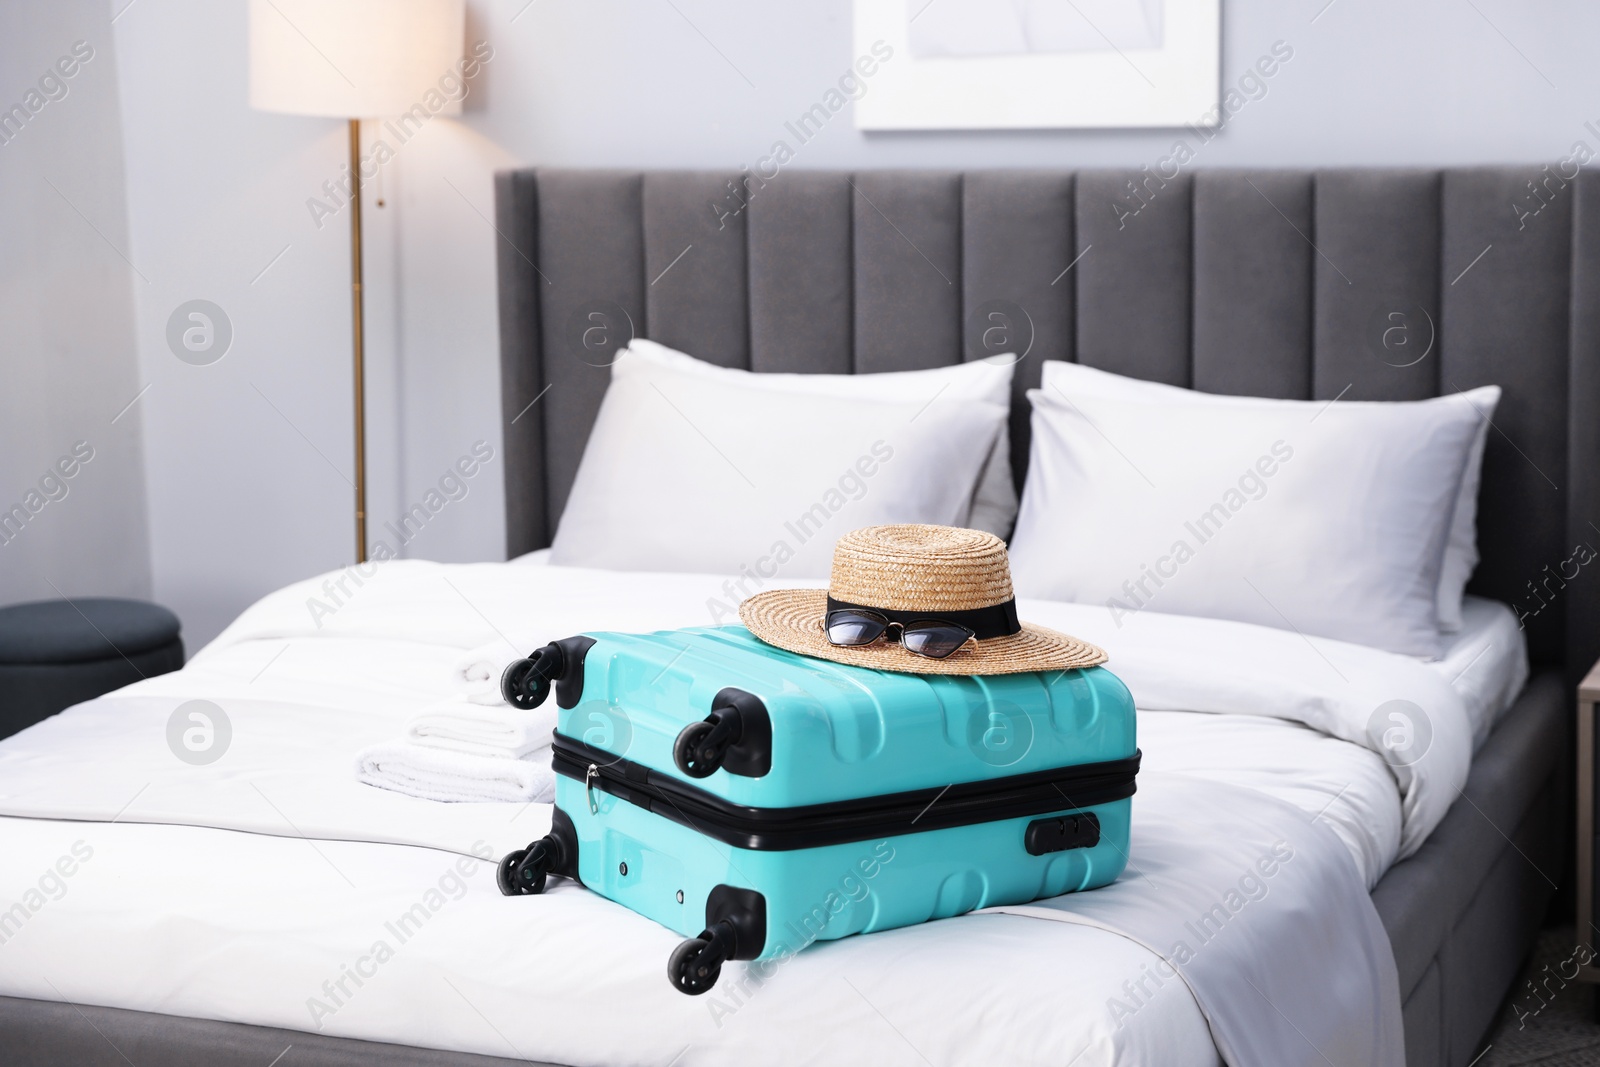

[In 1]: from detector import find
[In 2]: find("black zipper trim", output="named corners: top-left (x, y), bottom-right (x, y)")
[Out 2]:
top-left (551, 733), bottom-right (1139, 852)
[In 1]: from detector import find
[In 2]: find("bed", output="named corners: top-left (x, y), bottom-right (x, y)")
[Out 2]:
top-left (1, 167), bottom-right (1595, 1066)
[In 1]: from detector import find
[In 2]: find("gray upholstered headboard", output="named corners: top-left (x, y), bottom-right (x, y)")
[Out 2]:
top-left (494, 167), bottom-right (1600, 674)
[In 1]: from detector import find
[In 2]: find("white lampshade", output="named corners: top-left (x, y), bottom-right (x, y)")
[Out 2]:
top-left (249, 0), bottom-right (465, 119)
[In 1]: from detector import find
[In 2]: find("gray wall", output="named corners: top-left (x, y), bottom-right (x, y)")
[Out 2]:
top-left (0, 1), bottom-right (151, 608)
top-left (76, 0), bottom-right (1600, 647)
top-left (473, 0), bottom-right (1596, 168)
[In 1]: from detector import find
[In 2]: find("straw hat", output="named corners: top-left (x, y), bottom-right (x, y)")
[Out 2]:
top-left (739, 524), bottom-right (1106, 676)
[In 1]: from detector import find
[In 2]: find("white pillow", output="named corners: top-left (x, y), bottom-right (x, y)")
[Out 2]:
top-left (1033, 362), bottom-right (1499, 632)
top-left (1010, 367), bottom-right (1492, 659)
top-left (622, 339), bottom-right (1019, 538)
top-left (1435, 393), bottom-right (1497, 631)
top-left (548, 347), bottom-right (1007, 578)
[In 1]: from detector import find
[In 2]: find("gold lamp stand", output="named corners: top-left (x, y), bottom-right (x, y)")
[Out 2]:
top-left (347, 118), bottom-right (368, 564)
top-left (248, 0), bottom-right (462, 568)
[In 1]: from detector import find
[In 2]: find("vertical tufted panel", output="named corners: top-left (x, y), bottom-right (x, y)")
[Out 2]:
top-left (851, 171), bottom-right (963, 372)
top-left (495, 165), bottom-right (1597, 673)
top-left (961, 171), bottom-right (1075, 489)
top-left (1571, 171), bottom-right (1600, 681)
top-left (1441, 168), bottom-right (1572, 662)
top-left (642, 172), bottom-right (750, 369)
top-left (1191, 170), bottom-right (1313, 398)
top-left (495, 169), bottom-right (547, 556)
top-left (746, 172), bottom-right (854, 373)
top-left (1311, 170), bottom-right (1441, 401)
top-left (533, 169), bottom-right (645, 526)
top-left (1074, 169), bottom-right (1192, 386)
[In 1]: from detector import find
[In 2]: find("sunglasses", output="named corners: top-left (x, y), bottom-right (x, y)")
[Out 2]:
top-left (824, 608), bottom-right (976, 660)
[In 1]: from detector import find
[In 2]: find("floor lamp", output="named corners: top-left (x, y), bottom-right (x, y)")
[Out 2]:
top-left (248, 0), bottom-right (464, 563)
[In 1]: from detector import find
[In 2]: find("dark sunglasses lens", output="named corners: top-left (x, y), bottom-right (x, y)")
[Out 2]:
top-left (826, 610), bottom-right (888, 647)
top-left (900, 622), bottom-right (973, 659)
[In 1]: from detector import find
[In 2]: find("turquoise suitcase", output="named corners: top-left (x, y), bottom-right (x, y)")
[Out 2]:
top-left (495, 625), bottom-right (1138, 995)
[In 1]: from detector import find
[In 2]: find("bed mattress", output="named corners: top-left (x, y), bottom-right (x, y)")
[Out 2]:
top-left (0, 560), bottom-right (1525, 1066)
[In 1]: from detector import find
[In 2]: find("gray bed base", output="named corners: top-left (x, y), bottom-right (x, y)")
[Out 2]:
top-left (6, 166), bottom-right (1595, 1065)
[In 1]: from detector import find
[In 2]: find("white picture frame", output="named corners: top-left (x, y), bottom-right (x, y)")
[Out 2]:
top-left (855, 0), bottom-right (1221, 130)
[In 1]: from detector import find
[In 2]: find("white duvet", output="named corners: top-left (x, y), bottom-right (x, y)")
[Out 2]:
top-left (0, 559), bottom-right (1514, 1066)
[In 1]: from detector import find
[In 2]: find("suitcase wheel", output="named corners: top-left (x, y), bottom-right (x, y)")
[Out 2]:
top-left (496, 837), bottom-right (557, 896)
top-left (667, 890), bottom-right (765, 995)
top-left (501, 637), bottom-right (597, 711)
top-left (501, 656), bottom-right (552, 710)
top-left (667, 933), bottom-right (725, 995)
top-left (673, 719), bottom-right (729, 778)
top-left (673, 691), bottom-right (771, 779)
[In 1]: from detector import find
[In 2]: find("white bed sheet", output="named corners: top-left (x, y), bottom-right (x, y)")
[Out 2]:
top-left (0, 774), bottom-right (1400, 1067)
top-left (1138, 710), bottom-right (1401, 890)
top-left (0, 562), bottom-right (1472, 866)
top-left (0, 815), bottom-right (1227, 1066)
top-left (469, 567), bottom-right (1522, 887)
top-left (0, 559), bottom-right (1513, 1065)
top-left (1438, 595), bottom-right (1530, 749)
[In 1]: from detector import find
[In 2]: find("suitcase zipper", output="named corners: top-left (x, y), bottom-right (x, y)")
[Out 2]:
top-left (550, 734), bottom-right (1139, 852)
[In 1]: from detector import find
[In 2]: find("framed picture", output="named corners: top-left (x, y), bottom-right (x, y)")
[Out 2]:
top-left (855, 0), bottom-right (1221, 130)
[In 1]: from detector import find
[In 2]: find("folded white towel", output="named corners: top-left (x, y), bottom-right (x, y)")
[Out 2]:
top-left (355, 740), bottom-right (555, 804)
top-left (406, 699), bottom-right (558, 758)
top-left (453, 638), bottom-right (543, 706)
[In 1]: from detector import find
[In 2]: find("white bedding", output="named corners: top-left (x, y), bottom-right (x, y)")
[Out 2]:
top-left (0, 777), bottom-right (1391, 1067)
top-left (0, 815), bottom-right (1229, 1065)
top-left (0, 559), bottom-right (1521, 1065)
top-left (1441, 595), bottom-right (1530, 749)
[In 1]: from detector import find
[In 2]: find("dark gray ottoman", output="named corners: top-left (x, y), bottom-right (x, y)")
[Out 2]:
top-left (0, 598), bottom-right (184, 740)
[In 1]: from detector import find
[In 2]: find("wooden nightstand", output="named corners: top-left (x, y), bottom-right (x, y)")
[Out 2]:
top-left (1579, 659), bottom-right (1600, 981)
